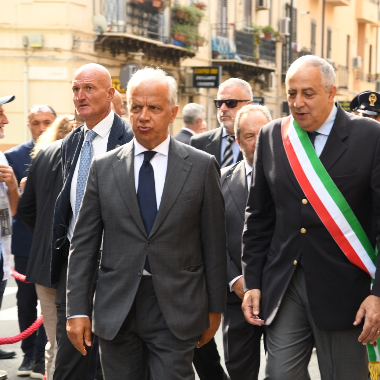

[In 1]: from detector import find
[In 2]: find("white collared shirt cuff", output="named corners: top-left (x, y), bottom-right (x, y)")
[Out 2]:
top-left (67, 315), bottom-right (89, 319)
top-left (229, 275), bottom-right (243, 292)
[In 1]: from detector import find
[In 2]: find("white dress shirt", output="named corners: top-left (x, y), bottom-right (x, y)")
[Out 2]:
top-left (67, 111), bottom-right (114, 241)
top-left (133, 135), bottom-right (170, 208)
top-left (228, 160), bottom-right (252, 292)
top-left (220, 128), bottom-right (240, 164)
top-left (312, 104), bottom-right (337, 157)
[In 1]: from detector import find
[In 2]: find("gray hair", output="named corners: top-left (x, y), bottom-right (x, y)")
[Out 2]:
top-left (285, 55), bottom-right (336, 91)
top-left (218, 78), bottom-right (253, 100)
top-left (182, 103), bottom-right (204, 126)
top-left (234, 104), bottom-right (272, 140)
top-left (126, 67), bottom-right (178, 107)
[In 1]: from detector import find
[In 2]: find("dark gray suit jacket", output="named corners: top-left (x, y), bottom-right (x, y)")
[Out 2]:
top-left (242, 105), bottom-right (380, 330)
top-left (221, 160), bottom-right (247, 304)
top-left (18, 140), bottom-right (63, 288)
top-left (66, 136), bottom-right (227, 341)
top-left (190, 127), bottom-right (243, 166)
top-left (174, 128), bottom-right (194, 145)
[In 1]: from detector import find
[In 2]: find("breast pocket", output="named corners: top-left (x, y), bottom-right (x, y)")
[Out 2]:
top-left (331, 173), bottom-right (361, 186)
top-left (176, 189), bottom-right (199, 203)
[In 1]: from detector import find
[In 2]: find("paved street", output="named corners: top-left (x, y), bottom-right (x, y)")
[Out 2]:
top-left (0, 272), bottom-right (320, 380)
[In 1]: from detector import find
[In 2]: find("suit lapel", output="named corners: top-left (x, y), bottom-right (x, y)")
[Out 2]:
top-left (113, 141), bottom-right (146, 236)
top-left (319, 106), bottom-right (348, 172)
top-left (226, 161), bottom-right (247, 219)
top-left (281, 105), bottom-right (348, 196)
top-left (205, 128), bottom-right (223, 164)
top-left (149, 137), bottom-right (192, 237)
top-left (107, 114), bottom-right (131, 152)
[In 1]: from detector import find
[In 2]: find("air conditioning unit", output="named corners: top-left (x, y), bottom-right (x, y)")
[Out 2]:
top-left (352, 56), bottom-right (362, 69)
top-left (257, 0), bottom-right (270, 10)
top-left (265, 72), bottom-right (275, 91)
top-left (279, 17), bottom-right (290, 36)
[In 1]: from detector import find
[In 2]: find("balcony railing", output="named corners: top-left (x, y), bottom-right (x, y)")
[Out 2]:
top-left (98, 0), bottom-right (167, 42)
top-left (212, 26), bottom-right (276, 66)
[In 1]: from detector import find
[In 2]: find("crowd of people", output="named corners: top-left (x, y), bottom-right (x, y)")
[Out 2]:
top-left (0, 53), bottom-right (379, 380)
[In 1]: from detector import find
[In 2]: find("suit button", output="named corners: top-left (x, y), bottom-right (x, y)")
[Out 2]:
top-left (147, 241), bottom-right (152, 247)
top-left (300, 228), bottom-right (306, 234)
top-left (293, 260), bottom-right (297, 266)
top-left (302, 199), bottom-right (308, 205)
top-left (138, 271), bottom-right (143, 276)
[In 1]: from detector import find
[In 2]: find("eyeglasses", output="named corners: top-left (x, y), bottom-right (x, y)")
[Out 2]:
top-left (214, 99), bottom-right (251, 109)
top-left (29, 105), bottom-right (57, 117)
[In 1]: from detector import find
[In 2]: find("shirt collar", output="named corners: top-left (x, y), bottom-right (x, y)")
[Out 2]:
top-left (314, 104), bottom-right (337, 136)
top-left (244, 160), bottom-right (252, 177)
top-left (182, 127), bottom-right (197, 136)
top-left (134, 135), bottom-right (170, 157)
top-left (84, 110), bottom-right (115, 139)
top-left (222, 127), bottom-right (235, 138)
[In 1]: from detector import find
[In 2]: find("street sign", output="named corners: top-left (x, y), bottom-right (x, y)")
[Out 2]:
top-left (193, 67), bottom-right (221, 88)
top-left (252, 96), bottom-right (265, 105)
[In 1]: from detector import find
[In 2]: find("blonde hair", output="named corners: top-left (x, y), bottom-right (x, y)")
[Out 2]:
top-left (31, 115), bottom-right (74, 158)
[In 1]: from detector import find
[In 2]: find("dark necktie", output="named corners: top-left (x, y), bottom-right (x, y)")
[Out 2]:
top-left (221, 135), bottom-right (235, 168)
top-left (137, 151), bottom-right (157, 273)
top-left (307, 131), bottom-right (319, 149)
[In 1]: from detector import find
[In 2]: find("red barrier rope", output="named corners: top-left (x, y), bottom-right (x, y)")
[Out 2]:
top-left (0, 269), bottom-right (44, 345)
top-left (0, 315), bottom-right (44, 345)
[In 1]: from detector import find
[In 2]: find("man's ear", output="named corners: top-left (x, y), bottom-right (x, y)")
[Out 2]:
top-left (108, 87), bottom-right (115, 102)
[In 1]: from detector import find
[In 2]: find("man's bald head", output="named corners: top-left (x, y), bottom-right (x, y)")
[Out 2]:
top-left (111, 90), bottom-right (126, 117)
top-left (72, 63), bottom-right (115, 129)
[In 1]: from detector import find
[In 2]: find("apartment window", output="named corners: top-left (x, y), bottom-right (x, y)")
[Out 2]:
top-left (346, 35), bottom-right (350, 68)
top-left (244, 0), bottom-right (252, 27)
top-left (327, 27), bottom-right (332, 59)
top-left (286, 4), bottom-right (297, 42)
top-left (217, 0), bottom-right (228, 37)
top-left (311, 20), bottom-right (316, 55)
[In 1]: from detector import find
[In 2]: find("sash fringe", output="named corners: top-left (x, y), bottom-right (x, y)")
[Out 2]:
top-left (369, 362), bottom-right (380, 380)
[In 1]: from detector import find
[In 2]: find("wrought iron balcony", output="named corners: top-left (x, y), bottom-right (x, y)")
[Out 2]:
top-left (336, 66), bottom-right (349, 89)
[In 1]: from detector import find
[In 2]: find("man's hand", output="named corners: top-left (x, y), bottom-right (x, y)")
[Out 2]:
top-left (0, 165), bottom-right (18, 191)
top-left (66, 317), bottom-right (92, 355)
top-left (242, 289), bottom-right (264, 326)
top-left (232, 277), bottom-right (245, 300)
top-left (197, 312), bottom-right (222, 348)
top-left (354, 295), bottom-right (380, 345)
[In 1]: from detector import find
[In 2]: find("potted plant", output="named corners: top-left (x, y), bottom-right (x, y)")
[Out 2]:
top-left (173, 3), bottom-right (205, 25)
top-left (193, 1), bottom-right (206, 10)
top-left (273, 30), bottom-right (282, 42)
top-left (262, 25), bottom-right (275, 39)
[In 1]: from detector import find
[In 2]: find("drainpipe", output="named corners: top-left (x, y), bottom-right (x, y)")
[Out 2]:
top-left (288, 0), bottom-right (293, 66)
top-left (321, 0), bottom-right (325, 58)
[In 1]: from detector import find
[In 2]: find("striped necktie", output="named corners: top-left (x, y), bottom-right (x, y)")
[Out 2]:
top-left (221, 135), bottom-right (235, 168)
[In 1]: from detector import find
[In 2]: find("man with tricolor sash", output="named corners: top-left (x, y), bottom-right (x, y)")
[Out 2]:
top-left (241, 55), bottom-right (380, 380)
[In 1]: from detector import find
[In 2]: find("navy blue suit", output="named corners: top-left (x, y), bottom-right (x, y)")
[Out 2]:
top-left (51, 113), bottom-right (133, 380)
top-left (5, 140), bottom-right (47, 363)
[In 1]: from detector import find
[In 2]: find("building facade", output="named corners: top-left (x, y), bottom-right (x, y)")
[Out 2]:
top-left (0, 0), bottom-right (378, 149)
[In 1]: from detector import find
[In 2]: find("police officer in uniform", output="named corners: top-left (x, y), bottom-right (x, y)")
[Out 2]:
top-left (350, 91), bottom-right (380, 121)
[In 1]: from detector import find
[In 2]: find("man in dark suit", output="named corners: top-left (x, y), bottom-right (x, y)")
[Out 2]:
top-left (221, 104), bottom-right (271, 379)
top-left (174, 103), bottom-right (206, 144)
top-left (5, 105), bottom-right (56, 377)
top-left (190, 78), bottom-right (252, 167)
top-left (50, 63), bottom-right (133, 380)
top-left (65, 67), bottom-right (227, 380)
top-left (242, 55), bottom-right (380, 379)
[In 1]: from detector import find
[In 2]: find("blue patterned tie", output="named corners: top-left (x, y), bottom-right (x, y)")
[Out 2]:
top-left (75, 130), bottom-right (97, 221)
top-left (221, 135), bottom-right (235, 168)
top-left (137, 151), bottom-right (157, 273)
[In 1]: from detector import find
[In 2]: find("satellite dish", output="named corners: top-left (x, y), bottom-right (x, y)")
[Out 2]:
top-left (92, 14), bottom-right (108, 34)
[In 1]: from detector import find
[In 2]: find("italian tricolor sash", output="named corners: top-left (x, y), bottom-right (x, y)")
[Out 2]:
top-left (281, 115), bottom-right (379, 379)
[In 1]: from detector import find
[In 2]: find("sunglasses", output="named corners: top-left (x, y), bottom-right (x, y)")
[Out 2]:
top-left (214, 99), bottom-right (251, 109)
top-left (29, 105), bottom-right (57, 117)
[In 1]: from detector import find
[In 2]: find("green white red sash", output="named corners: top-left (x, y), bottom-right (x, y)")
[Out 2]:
top-left (281, 115), bottom-right (376, 277)
top-left (282, 115), bottom-right (379, 378)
